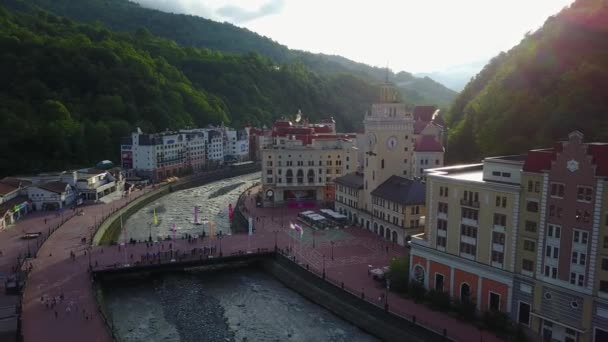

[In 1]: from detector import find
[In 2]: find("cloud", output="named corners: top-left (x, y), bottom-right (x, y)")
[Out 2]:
top-left (217, 0), bottom-right (285, 23)
top-left (133, 0), bottom-right (219, 20)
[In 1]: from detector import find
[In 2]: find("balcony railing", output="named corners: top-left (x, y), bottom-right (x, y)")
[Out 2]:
top-left (460, 199), bottom-right (480, 208)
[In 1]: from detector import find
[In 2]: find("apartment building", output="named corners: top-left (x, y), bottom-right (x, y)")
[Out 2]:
top-left (410, 131), bottom-right (608, 342)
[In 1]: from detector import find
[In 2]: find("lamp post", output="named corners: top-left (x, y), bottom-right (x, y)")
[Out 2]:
top-left (322, 254), bottom-right (326, 279)
top-left (331, 241), bottom-right (335, 260)
top-left (218, 233), bottom-right (223, 257)
top-left (148, 222), bottom-right (152, 242)
top-left (385, 278), bottom-right (390, 311)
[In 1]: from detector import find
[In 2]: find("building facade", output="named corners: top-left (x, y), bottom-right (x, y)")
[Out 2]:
top-left (260, 118), bottom-right (357, 206)
top-left (410, 131), bottom-right (608, 342)
top-left (334, 81), bottom-right (444, 245)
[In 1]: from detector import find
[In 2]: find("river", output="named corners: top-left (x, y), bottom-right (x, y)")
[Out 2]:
top-left (106, 172), bottom-right (377, 342)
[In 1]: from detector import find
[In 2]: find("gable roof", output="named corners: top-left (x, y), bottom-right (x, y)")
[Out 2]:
top-left (334, 172), bottom-right (364, 189)
top-left (0, 177), bottom-right (31, 188)
top-left (414, 121), bottom-right (428, 134)
top-left (0, 183), bottom-right (18, 197)
top-left (36, 181), bottom-right (71, 194)
top-left (371, 176), bottom-right (425, 205)
top-left (587, 143), bottom-right (608, 177)
top-left (413, 106), bottom-right (437, 122)
top-left (415, 135), bottom-right (444, 152)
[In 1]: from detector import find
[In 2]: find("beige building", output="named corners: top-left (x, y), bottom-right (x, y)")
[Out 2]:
top-left (261, 120), bottom-right (357, 206)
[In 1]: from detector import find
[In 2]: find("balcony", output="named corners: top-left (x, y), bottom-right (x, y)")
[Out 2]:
top-left (493, 224), bottom-right (505, 233)
top-left (460, 199), bottom-right (480, 208)
top-left (460, 235), bottom-right (477, 245)
top-left (492, 243), bottom-right (504, 253)
top-left (461, 217), bottom-right (478, 227)
top-left (437, 212), bottom-right (447, 220)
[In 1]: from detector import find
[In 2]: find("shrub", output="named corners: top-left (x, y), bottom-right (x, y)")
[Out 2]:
top-left (409, 281), bottom-right (426, 302)
top-left (454, 298), bottom-right (477, 320)
top-left (387, 257), bottom-right (410, 293)
top-left (427, 289), bottom-right (451, 311)
top-left (482, 310), bottom-right (511, 333)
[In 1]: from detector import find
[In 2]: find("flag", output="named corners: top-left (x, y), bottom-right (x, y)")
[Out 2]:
top-left (228, 203), bottom-right (234, 221)
top-left (248, 216), bottom-right (253, 236)
top-left (153, 209), bottom-right (158, 226)
top-left (209, 221), bottom-right (215, 240)
top-left (290, 222), bottom-right (303, 237)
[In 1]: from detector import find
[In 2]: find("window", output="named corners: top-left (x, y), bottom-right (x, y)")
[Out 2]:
top-left (266, 177), bottom-right (273, 183)
top-left (460, 242), bottom-right (476, 256)
top-left (551, 183), bottom-right (565, 198)
top-left (461, 208), bottom-right (479, 221)
top-left (518, 302), bottom-right (531, 326)
top-left (381, 159), bottom-right (384, 169)
top-left (436, 236), bottom-right (447, 248)
top-left (266, 161), bottom-right (273, 167)
top-left (547, 224), bottom-right (561, 239)
top-left (523, 240), bottom-right (536, 252)
top-left (438, 202), bottom-right (448, 214)
top-left (573, 230), bottom-right (588, 244)
top-left (527, 181), bottom-right (533, 192)
top-left (544, 265), bottom-right (558, 279)
top-left (605, 236), bottom-right (608, 248)
top-left (526, 201), bottom-right (538, 213)
top-left (461, 225), bottom-right (477, 238)
top-left (492, 171), bottom-right (501, 176)
top-left (602, 258), bottom-right (608, 271)
top-left (534, 181), bottom-right (540, 193)
top-left (439, 186), bottom-right (449, 197)
top-left (522, 259), bottom-right (534, 271)
top-left (491, 251), bottom-right (504, 264)
top-left (489, 292), bottom-right (500, 311)
top-left (435, 273), bottom-right (444, 291)
top-left (525, 221), bottom-right (537, 233)
top-left (493, 213), bottom-right (506, 226)
top-left (577, 186), bottom-right (593, 202)
top-left (569, 272), bottom-right (585, 286)
top-left (437, 219), bottom-right (447, 231)
top-left (600, 280), bottom-right (608, 293)
top-left (546, 245), bottom-right (559, 259)
top-left (571, 252), bottom-right (586, 265)
top-left (492, 232), bottom-right (505, 245)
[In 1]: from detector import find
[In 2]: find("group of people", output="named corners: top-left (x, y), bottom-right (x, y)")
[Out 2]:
top-left (40, 293), bottom-right (92, 321)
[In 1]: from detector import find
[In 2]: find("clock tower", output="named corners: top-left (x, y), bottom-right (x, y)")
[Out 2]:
top-left (363, 80), bottom-right (414, 210)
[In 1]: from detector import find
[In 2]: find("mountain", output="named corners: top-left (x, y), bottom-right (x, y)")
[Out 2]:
top-left (0, 5), bottom-right (382, 176)
top-left (415, 59), bottom-right (489, 92)
top-left (1, 0), bottom-right (457, 107)
top-left (446, 0), bottom-right (608, 163)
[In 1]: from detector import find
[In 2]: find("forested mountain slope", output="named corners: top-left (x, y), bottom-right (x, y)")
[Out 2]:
top-left (1, 0), bottom-right (457, 107)
top-left (0, 6), bottom-right (379, 176)
top-left (447, 0), bottom-right (608, 162)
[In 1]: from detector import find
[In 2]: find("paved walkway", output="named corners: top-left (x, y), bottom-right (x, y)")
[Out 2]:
top-left (10, 189), bottom-right (152, 342)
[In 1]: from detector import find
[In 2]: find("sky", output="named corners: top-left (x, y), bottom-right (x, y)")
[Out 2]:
top-left (133, 0), bottom-right (576, 74)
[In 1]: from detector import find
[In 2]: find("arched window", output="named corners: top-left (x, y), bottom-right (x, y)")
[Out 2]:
top-left (460, 283), bottom-right (471, 302)
top-left (296, 169), bottom-right (304, 183)
top-left (286, 169), bottom-right (293, 184)
top-left (381, 159), bottom-right (385, 169)
top-left (392, 231), bottom-right (398, 243)
top-left (374, 222), bottom-right (378, 234)
top-left (380, 225), bottom-right (385, 237)
top-left (385, 228), bottom-right (391, 240)
top-left (366, 221), bottom-right (370, 230)
top-left (307, 169), bottom-right (315, 183)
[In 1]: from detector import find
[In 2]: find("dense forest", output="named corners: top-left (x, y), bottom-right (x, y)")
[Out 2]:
top-left (1, 0), bottom-right (457, 107)
top-left (447, 0), bottom-right (608, 162)
top-left (0, 6), bottom-right (382, 176)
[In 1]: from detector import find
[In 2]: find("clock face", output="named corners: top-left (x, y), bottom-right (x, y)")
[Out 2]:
top-left (387, 136), bottom-right (398, 150)
top-left (266, 189), bottom-right (274, 198)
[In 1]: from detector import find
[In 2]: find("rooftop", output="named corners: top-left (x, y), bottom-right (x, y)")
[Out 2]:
top-left (334, 172), bottom-right (364, 189)
top-left (35, 181), bottom-right (71, 194)
top-left (371, 176), bottom-right (425, 205)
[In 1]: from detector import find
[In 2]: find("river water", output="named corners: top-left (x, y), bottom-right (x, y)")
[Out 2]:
top-left (105, 173), bottom-right (377, 342)
top-left (123, 173), bottom-right (261, 242)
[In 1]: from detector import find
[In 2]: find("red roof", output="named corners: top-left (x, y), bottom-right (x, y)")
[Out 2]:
top-left (413, 106), bottom-right (437, 122)
top-left (414, 121), bottom-right (428, 134)
top-left (0, 183), bottom-right (18, 196)
top-left (522, 149), bottom-right (555, 173)
top-left (588, 143), bottom-right (608, 177)
top-left (273, 120), bottom-right (292, 128)
top-left (312, 125), bottom-right (333, 134)
top-left (414, 135), bottom-right (444, 152)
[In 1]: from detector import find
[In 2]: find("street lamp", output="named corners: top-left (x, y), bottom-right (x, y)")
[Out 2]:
top-left (385, 278), bottom-right (391, 311)
top-left (322, 254), bottom-right (326, 279)
top-left (148, 222), bottom-right (152, 242)
top-left (331, 241), bottom-right (335, 260)
top-left (218, 233), bottom-right (223, 257)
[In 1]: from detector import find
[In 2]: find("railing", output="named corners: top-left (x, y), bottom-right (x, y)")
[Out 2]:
top-left (276, 249), bottom-right (455, 341)
top-left (460, 199), bottom-right (480, 208)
